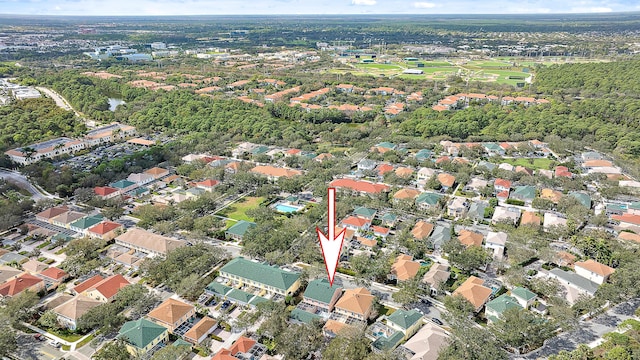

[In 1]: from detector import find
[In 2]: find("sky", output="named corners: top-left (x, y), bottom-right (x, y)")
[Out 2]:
top-left (0, 0), bottom-right (639, 16)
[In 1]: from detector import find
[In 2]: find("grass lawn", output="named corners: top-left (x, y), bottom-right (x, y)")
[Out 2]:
top-left (218, 196), bottom-right (265, 226)
top-left (502, 157), bottom-right (554, 170)
top-left (355, 63), bottom-right (402, 70)
top-left (420, 61), bottom-right (452, 67)
top-left (379, 305), bottom-right (396, 316)
top-left (76, 334), bottom-right (95, 349)
top-left (47, 329), bottom-right (84, 342)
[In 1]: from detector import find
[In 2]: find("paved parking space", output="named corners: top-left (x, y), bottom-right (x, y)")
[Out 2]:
top-left (15, 334), bottom-right (65, 360)
top-left (29, 219), bottom-right (78, 237)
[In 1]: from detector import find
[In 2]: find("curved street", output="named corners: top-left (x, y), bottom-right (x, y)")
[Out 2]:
top-left (0, 169), bottom-right (57, 201)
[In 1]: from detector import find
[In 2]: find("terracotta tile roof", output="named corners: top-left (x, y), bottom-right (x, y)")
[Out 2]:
top-left (612, 214), bottom-right (640, 226)
top-left (330, 179), bottom-right (390, 194)
top-left (494, 178), bottom-right (512, 189)
top-left (144, 167), bottom-right (168, 177)
top-left (211, 349), bottom-right (237, 360)
top-left (335, 288), bottom-right (374, 317)
top-left (94, 186), bottom-right (118, 197)
top-left (584, 160), bottom-right (614, 167)
top-left (36, 206), bottom-right (69, 220)
top-left (285, 149), bottom-right (302, 155)
top-left (452, 276), bottom-right (492, 310)
top-left (357, 236), bottom-right (377, 248)
top-left (88, 221), bottom-right (122, 235)
top-left (323, 319), bottom-right (349, 336)
top-left (458, 230), bottom-right (483, 247)
top-left (618, 231), bottom-right (640, 243)
top-left (0, 273), bottom-right (43, 297)
top-left (372, 226), bottom-right (390, 235)
top-left (575, 259), bottom-right (615, 277)
top-left (392, 255), bottom-right (421, 281)
top-left (520, 211), bottom-right (541, 226)
top-left (435, 156), bottom-right (450, 164)
top-left (393, 188), bottom-right (421, 200)
top-left (497, 190), bottom-right (510, 200)
top-left (196, 179), bottom-right (220, 187)
top-left (412, 221), bottom-right (434, 240)
top-left (73, 275), bottom-right (105, 294)
top-left (432, 105), bottom-right (447, 111)
top-left (230, 336), bottom-right (256, 355)
top-left (335, 226), bottom-right (355, 241)
top-left (87, 274), bottom-right (130, 300)
top-left (376, 164), bottom-right (394, 175)
top-left (148, 298), bottom-right (195, 325)
top-left (39, 267), bottom-right (68, 281)
top-left (341, 216), bottom-right (370, 228)
top-left (437, 173), bottom-right (455, 188)
top-left (395, 167), bottom-right (414, 177)
top-left (250, 165), bottom-right (302, 178)
top-left (541, 188), bottom-right (563, 203)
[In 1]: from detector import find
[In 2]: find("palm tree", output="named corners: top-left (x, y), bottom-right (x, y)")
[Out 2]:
top-left (22, 146), bottom-right (36, 163)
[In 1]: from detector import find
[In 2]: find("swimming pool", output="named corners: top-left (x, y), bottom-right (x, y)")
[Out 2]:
top-left (275, 204), bottom-right (301, 213)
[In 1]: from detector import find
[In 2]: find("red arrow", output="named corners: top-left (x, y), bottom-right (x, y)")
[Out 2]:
top-left (317, 187), bottom-right (346, 287)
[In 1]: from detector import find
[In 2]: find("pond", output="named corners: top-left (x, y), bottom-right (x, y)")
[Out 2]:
top-left (108, 98), bottom-right (125, 111)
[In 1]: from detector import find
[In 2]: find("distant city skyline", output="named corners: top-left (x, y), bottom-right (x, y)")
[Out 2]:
top-left (0, 0), bottom-right (638, 16)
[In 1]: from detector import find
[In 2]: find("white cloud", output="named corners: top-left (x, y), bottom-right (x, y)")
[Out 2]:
top-left (413, 2), bottom-right (436, 8)
top-left (351, 0), bottom-right (376, 5)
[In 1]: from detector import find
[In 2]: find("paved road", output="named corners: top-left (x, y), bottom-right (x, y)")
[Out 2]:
top-left (514, 298), bottom-right (640, 359)
top-left (14, 333), bottom-right (65, 360)
top-left (36, 87), bottom-right (78, 116)
top-left (0, 169), bottom-right (54, 201)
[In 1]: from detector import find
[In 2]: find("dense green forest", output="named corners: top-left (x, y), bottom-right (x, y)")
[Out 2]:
top-left (0, 98), bottom-right (84, 152)
top-left (535, 60), bottom-right (640, 96)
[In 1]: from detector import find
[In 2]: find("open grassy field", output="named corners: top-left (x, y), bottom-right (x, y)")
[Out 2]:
top-left (218, 196), bottom-right (265, 227)
top-left (355, 63), bottom-right (403, 70)
top-left (501, 157), bottom-right (554, 170)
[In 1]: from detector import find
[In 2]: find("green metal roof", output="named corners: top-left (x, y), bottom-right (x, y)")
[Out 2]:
top-left (415, 149), bottom-right (432, 161)
top-left (227, 289), bottom-right (255, 304)
top-left (220, 257), bottom-right (300, 292)
top-left (205, 282), bottom-right (232, 296)
top-left (483, 143), bottom-right (503, 152)
top-left (173, 339), bottom-right (192, 348)
top-left (387, 309), bottom-right (423, 330)
top-left (512, 185), bottom-right (536, 200)
top-left (130, 187), bottom-right (149, 196)
top-left (376, 142), bottom-right (396, 150)
top-left (416, 192), bottom-right (442, 206)
top-left (372, 331), bottom-right (404, 351)
top-left (353, 207), bottom-right (377, 219)
top-left (485, 294), bottom-right (522, 316)
top-left (290, 308), bottom-right (322, 324)
top-left (249, 296), bottom-right (268, 306)
top-left (629, 202), bottom-right (640, 210)
top-left (303, 279), bottom-right (338, 304)
top-left (111, 180), bottom-right (136, 189)
top-left (381, 213), bottom-right (398, 222)
top-left (69, 215), bottom-right (104, 230)
top-left (225, 220), bottom-right (257, 237)
top-left (119, 318), bottom-right (167, 350)
top-left (251, 146), bottom-right (269, 155)
top-left (607, 203), bottom-right (626, 211)
top-left (569, 192), bottom-right (592, 209)
top-left (511, 287), bottom-right (536, 301)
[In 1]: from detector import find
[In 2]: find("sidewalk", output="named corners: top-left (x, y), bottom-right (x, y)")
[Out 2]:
top-left (22, 322), bottom-right (95, 351)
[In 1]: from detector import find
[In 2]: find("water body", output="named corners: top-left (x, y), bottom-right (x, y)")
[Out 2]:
top-left (108, 98), bottom-right (125, 111)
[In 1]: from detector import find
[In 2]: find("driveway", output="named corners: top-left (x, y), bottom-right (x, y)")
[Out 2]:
top-left (514, 298), bottom-right (640, 359)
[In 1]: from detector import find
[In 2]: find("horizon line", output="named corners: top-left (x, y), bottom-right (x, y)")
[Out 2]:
top-left (1, 11), bottom-right (639, 17)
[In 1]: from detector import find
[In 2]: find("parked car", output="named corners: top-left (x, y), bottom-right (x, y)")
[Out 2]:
top-left (431, 317), bottom-right (443, 326)
top-left (48, 340), bottom-right (61, 348)
top-left (33, 334), bottom-right (45, 341)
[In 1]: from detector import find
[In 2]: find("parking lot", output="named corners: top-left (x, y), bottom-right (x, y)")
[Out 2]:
top-left (56, 142), bottom-right (144, 171)
top-left (15, 334), bottom-right (65, 360)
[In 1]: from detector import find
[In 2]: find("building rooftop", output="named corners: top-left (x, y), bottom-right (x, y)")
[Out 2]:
top-left (220, 257), bottom-right (300, 292)
top-left (119, 318), bottom-right (167, 350)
